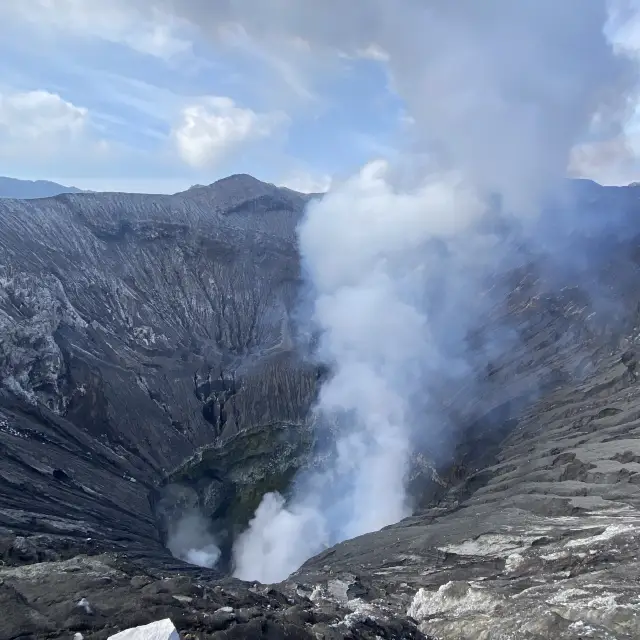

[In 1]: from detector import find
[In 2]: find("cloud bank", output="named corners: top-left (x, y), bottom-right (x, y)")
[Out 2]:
top-left (1, 0), bottom-right (193, 60)
top-left (0, 88), bottom-right (112, 171)
top-left (0, 89), bottom-right (87, 140)
top-left (6, 0), bottom-right (640, 191)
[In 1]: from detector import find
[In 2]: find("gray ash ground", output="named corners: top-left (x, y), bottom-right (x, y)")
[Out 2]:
top-left (1, 176), bottom-right (640, 638)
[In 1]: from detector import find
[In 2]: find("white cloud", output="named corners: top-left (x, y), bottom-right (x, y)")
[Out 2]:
top-left (0, 88), bottom-right (114, 176)
top-left (607, 1), bottom-right (640, 58)
top-left (0, 0), bottom-right (192, 60)
top-left (0, 89), bottom-right (87, 141)
top-left (569, 136), bottom-right (640, 185)
top-left (128, 21), bottom-right (191, 59)
top-left (354, 44), bottom-right (390, 61)
top-left (279, 171), bottom-right (332, 193)
top-left (173, 97), bottom-right (287, 169)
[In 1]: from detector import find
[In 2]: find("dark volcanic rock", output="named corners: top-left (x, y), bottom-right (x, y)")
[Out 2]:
top-left (0, 175), bottom-right (318, 560)
top-left (0, 553), bottom-right (427, 639)
top-left (2, 176), bottom-right (640, 638)
top-left (290, 352), bottom-right (640, 638)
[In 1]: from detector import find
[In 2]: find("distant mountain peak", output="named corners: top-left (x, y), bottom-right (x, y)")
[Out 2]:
top-left (0, 176), bottom-right (83, 199)
top-left (213, 173), bottom-right (267, 186)
top-left (176, 173), bottom-right (302, 204)
top-left (180, 174), bottom-right (283, 194)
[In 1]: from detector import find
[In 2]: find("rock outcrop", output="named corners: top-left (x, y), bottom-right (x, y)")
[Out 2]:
top-left (107, 618), bottom-right (179, 640)
top-left (1, 175), bottom-right (640, 638)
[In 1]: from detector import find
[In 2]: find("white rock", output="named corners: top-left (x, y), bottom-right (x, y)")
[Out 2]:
top-left (76, 597), bottom-right (92, 614)
top-left (107, 618), bottom-right (179, 640)
top-left (408, 582), bottom-right (501, 621)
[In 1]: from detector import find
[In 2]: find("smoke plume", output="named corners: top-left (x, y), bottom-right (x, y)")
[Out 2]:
top-left (222, 0), bottom-right (638, 583)
top-left (141, 0), bottom-right (638, 580)
top-left (166, 510), bottom-right (221, 569)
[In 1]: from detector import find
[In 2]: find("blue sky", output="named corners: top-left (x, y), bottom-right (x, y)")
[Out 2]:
top-left (0, 1), bottom-right (407, 193)
top-left (0, 1), bottom-right (639, 193)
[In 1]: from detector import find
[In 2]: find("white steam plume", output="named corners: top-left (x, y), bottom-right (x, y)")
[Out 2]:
top-left (229, 1), bottom-right (637, 584)
top-left (233, 165), bottom-right (505, 582)
top-left (142, 0), bottom-right (637, 582)
top-left (166, 511), bottom-right (221, 569)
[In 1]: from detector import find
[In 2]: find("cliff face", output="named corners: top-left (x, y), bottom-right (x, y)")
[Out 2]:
top-left (1, 176), bottom-right (640, 639)
top-left (0, 174), bottom-right (319, 564)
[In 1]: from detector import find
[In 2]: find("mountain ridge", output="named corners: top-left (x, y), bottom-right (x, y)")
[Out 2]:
top-left (0, 176), bottom-right (84, 199)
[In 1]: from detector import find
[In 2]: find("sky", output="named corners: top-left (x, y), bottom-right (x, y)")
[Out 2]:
top-left (1, 1), bottom-right (640, 194)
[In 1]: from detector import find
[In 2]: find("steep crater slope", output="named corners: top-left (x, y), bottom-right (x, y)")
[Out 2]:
top-left (0, 174), bottom-right (321, 567)
top-left (2, 177), bottom-right (640, 638)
